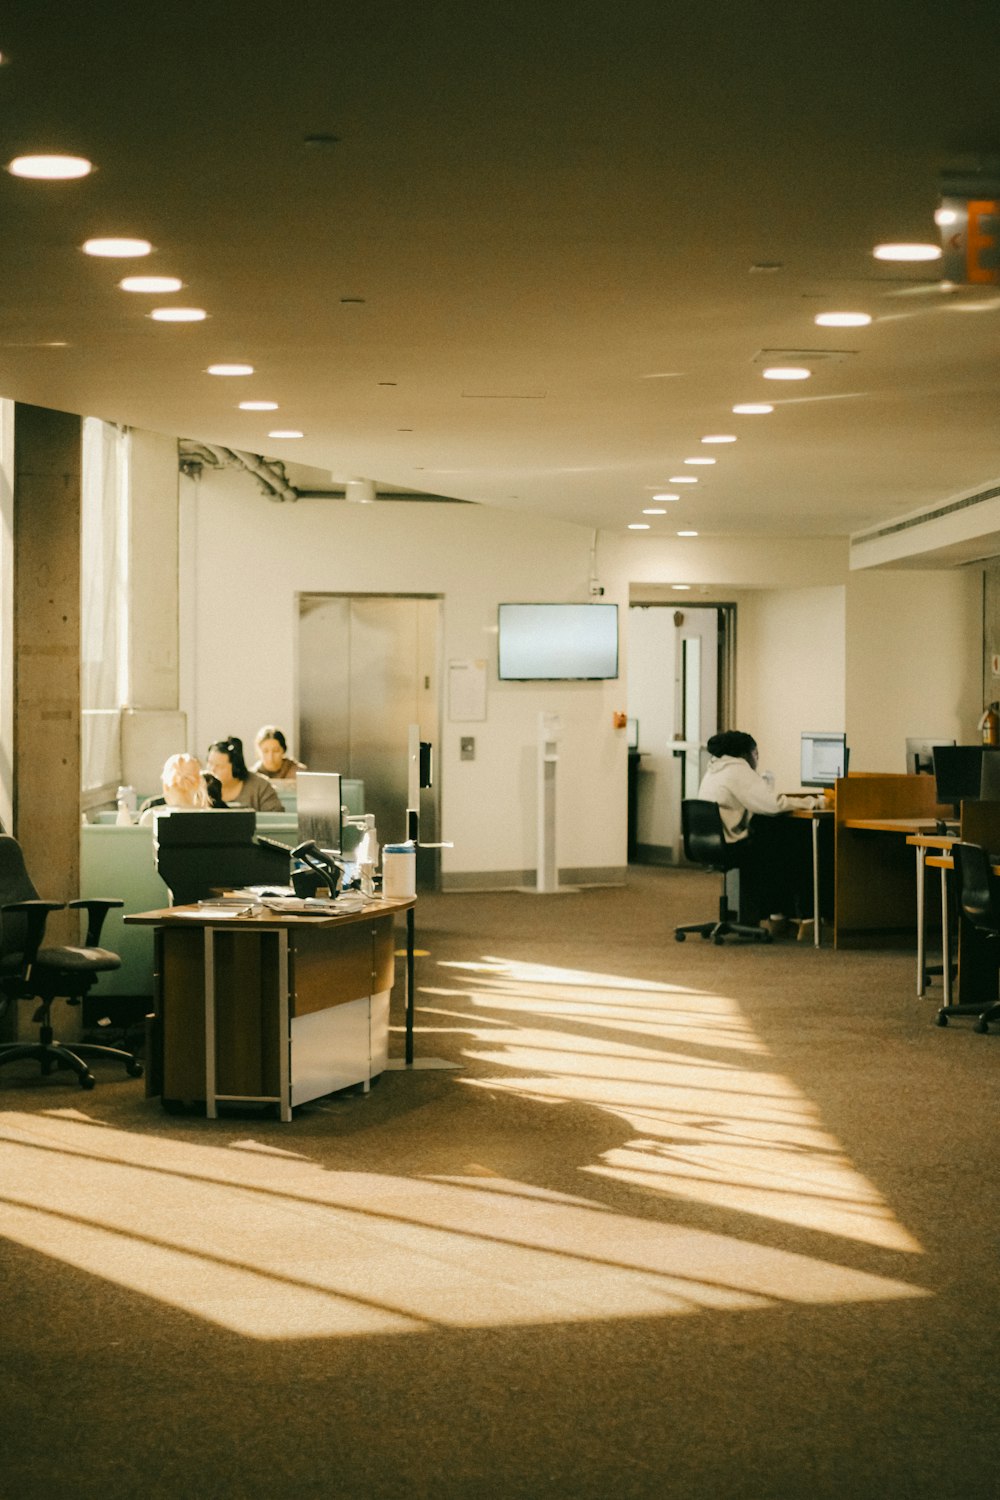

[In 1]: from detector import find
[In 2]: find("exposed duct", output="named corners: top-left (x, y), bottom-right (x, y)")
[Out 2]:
top-left (177, 440), bottom-right (471, 505)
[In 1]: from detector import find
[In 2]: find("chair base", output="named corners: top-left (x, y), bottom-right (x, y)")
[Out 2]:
top-left (935, 999), bottom-right (1000, 1033)
top-left (0, 1034), bottom-right (143, 1089)
top-left (675, 918), bottom-right (772, 945)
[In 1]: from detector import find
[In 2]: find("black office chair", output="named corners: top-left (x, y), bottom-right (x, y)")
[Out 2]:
top-left (0, 835), bottom-right (143, 1089)
top-left (674, 799), bottom-right (771, 945)
top-left (935, 840), bottom-right (1000, 1033)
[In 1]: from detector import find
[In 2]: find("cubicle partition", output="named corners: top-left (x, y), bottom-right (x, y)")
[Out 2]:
top-left (834, 774), bottom-right (949, 948)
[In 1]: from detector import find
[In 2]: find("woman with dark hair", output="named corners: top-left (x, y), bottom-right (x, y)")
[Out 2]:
top-left (206, 736), bottom-right (283, 812)
top-left (252, 725), bottom-right (306, 781)
top-left (698, 730), bottom-right (824, 929)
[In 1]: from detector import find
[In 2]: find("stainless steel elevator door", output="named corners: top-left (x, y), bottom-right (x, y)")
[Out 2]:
top-left (298, 594), bottom-right (441, 888)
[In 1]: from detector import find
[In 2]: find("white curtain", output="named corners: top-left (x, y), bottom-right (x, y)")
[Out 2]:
top-left (81, 419), bottom-right (129, 794)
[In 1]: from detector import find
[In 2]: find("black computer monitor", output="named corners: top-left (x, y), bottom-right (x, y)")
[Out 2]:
top-left (153, 809), bottom-right (291, 905)
top-left (800, 731), bottom-right (848, 788)
top-left (980, 749), bottom-right (1000, 801)
top-left (906, 736), bottom-right (956, 776)
top-left (297, 772), bottom-right (343, 855)
top-left (932, 745), bottom-right (990, 817)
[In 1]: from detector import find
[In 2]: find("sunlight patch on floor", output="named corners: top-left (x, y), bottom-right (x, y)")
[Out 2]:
top-left (443, 957), bottom-right (923, 1254)
top-left (0, 1105), bottom-right (925, 1341)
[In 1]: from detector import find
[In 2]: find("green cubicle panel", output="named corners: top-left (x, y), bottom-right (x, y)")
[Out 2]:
top-left (80, 782), bottom-right (364, 997)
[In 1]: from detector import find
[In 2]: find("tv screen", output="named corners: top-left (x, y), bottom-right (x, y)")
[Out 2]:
top-left (497, 603), bottom-right (619, 681)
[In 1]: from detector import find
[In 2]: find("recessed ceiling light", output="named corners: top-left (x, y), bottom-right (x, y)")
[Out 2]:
top-left (669, 476), bottom-right (698, 483)
top-left (652, 492), bottom-right (680, 501)
top-left (207, 363), bottom-right (254, 376)
top-left (934, 207), bottom-right (960, 227)
top-left (733, 403), bottom-right (773, 414)
top-left (8, 153), bottom-right (93, 179)
top-left (701, 434), bottom-right (736, 444)
top-left (762, 366), bottom-right (811, 380)
top-left (873, 242), bottom-right (942, 262)
top-left (239, 400), bottom-right (279, 411)
top-left (120, 275), bottom-right (182, 293)
top-left (268, 429), bottom-right (303, 439)
top-left (672, 584), bottom-right (691, 591)
top-left (150, 307), bottom-right (206, 322)
top-left (815, 311), bottom-right (872, 327)
top-left (628, 523), bottom-right (650, 530)
top-left (684, 457), bottom-right (716, 465)
top-left (82, 237), bottom-right (152, 258)
top-left (643, 507), bottom-right (666, 515)
top-left (677, 529), bottom-right (699, 537)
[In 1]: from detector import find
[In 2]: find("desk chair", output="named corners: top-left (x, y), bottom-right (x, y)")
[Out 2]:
top-left (935, 840), bottom-right (1000, 1033)
top-left (674, 799), bottom-right (771, 945)
top-left (0, 836), bottom-right (143, 1089)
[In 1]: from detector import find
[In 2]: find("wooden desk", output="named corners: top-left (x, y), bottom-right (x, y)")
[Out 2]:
top-left (127, 896), bottom-right (415, 1121)
top-left (834, 775), bottom-right (949, 948)
top-left (907, 802), bottom-right (1000, 1004)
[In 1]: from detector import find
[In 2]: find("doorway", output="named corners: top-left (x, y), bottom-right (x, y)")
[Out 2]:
top-left (297, 593), bottom-right (442, 888)
top-left (627, 603), bottom-right (733, 862)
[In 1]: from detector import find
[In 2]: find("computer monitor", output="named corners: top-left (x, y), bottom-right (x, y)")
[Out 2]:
top-left (932, 744), bottom-right (990, 816)
top-left (297, 772), bottom-right (343, 855)
top-left (800, 731), bottom-right (848, 788)
top-left (153, 809), bottom-right (291, 905)
top-left (980, 749), bottom-right (1000, 801)
top-left (906, 736), bottom-right (956, 776)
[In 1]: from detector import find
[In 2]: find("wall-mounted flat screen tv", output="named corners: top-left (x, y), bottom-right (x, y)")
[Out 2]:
top-left (497, 603), bottom-right (619, 680)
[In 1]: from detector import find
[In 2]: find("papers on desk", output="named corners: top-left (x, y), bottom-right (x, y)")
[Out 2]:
top-left (259, 893), bottom-right (370, 917)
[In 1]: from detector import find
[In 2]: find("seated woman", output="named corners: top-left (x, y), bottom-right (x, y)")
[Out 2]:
top-left (138, 753), bottom-right (212, 826)
top-left (252, 725), bottom-right (306, 781)
top-left (206, 736), bottom-right (283, 811)
top-left (698, 730), bottom-right (825, 927)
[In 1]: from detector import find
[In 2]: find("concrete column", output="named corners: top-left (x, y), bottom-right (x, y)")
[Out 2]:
top-left (120, 428), bottom-right (185, 789)
top-left (13, 403), bottom-right (81, 933)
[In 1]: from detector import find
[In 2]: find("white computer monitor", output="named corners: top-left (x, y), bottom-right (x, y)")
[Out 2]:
top-left (800, 731), bottom-right (848, 788)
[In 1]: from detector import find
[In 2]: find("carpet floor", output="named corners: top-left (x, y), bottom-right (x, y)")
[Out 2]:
top-left (1, 866), bottom-right (997, 1499)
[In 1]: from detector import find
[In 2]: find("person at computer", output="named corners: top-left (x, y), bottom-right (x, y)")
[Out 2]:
top-left (698, 730), bottom-right (825, 931)
top-left (252, 725), bottom-right (306, 781)
top-left (206, 736), bottom-right (283, 811)
top-left (138, 753), bottom-right (216, 826)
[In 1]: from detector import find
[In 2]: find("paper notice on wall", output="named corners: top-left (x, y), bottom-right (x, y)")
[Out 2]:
top-left (448, 659), bottom-right (487, 721)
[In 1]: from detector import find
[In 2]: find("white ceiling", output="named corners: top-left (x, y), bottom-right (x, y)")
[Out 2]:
top-left (2, 3), bottom-right (1000, 539)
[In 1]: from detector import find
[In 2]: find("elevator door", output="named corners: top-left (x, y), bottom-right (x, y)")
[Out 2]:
top-left (298, 594), bottom-right (441, 888)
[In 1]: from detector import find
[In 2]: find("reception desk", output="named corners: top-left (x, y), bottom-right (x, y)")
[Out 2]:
top-left (127, 896), bottom-right (415, 1120)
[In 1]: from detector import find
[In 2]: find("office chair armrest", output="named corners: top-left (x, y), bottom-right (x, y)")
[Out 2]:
top-left (2, 899), bottom-right (65, 967)
top-left (68, 897), bottom-right (124, 947)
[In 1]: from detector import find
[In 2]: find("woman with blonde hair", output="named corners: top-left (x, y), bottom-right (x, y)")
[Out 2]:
top-left (138, 753), bottom-right (212, 826)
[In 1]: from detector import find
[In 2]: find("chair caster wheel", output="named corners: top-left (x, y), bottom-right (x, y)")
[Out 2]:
top-left (974, 1018), bottom-right (989, 1034)
top-left (78, 1072), bottom-right (96, 1090)
top-left (126, 1060), bottom-right (144, 1077)
top-left (935, 1011), bottom-right (948, 1027)
top-left (674, 931), bottom-right (686, 943)
top-left (700, 931), bottom-right (712, 941)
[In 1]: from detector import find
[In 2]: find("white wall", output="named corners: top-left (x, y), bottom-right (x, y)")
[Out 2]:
top-left (844, 568), bottom-right (983, 770)
top-left (180, 469), bottom-right (629, 881)
top-left (737, 586), bottom-right (847, 790)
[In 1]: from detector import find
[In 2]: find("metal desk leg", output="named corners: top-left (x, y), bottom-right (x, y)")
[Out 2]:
top-left (940, 865), bottom-right (952, 1007)
top-left (915, 845), bottom-right (926, 996)
top-left (812, 816), bottom-right (821, 948)
top-left (204, 928), bottom-right (217, 1120)
top-left (276, 929), bottom-right (291, 1122)
top-left (405, 906), bottom-right (415, 1066)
